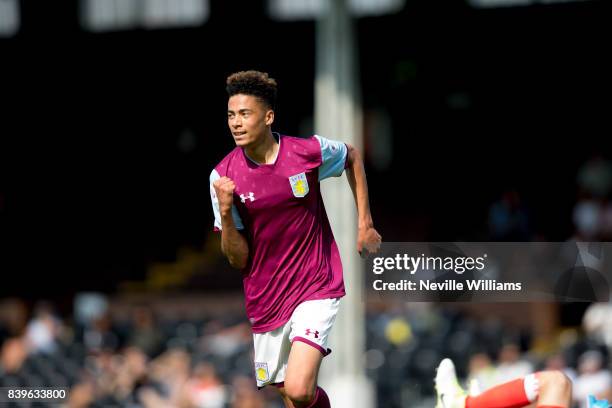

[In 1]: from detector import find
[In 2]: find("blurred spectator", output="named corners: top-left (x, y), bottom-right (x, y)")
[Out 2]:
top-left (0, 336), bottom-right (27, 374)
top-left (74, 292), bottom-right (109, 326)
top-left (544, 353), bottom-right (577, 384)
top-left (230, 375), bottom-right (267, 408)
top-left (488, 190), bottom-right (532, 241)
top-left (572, 199), bottom-right (601, 241)
top-left (82, 312), bottom-right (120, 353)
top-left (186, 361), bottom-right (228, 408)
top-left (582, 303), bottom-right (612, 352)
top-left (202, 320), bottom-right (251, 358)
top-left (127, 305), bottom-right (164, 358)
top-left (494, 343), bottom-right (534, 383)
top-left (142, 348), bottom-right (192, 407)
top-left (114, 346), bottom-right (150, 400)
top-left (66, 380), bottom-right (95, 408)
top-left (572, 153), bottom-right (612, 242)
top-left (577, 153), bottom-right (612, 199)
top-left (467, 352), bottom-right (498, 391)
top-left (0, 298), bottom-right (28, 340)
top-left (25, 301), bottom-right (62, 354)
top-left (573, 350), bottom-right (612, 408)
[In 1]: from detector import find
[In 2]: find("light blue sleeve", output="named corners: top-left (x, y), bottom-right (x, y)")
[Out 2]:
top-left (209, 169), bottom-right (244, 230)
top-left (315, 135), bottom-right (348, 181)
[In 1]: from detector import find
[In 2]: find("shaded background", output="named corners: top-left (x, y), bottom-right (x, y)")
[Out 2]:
top-left (1, 0), bottom-right (612, 406)
top-left (3, 0), bottom-right (611, 298)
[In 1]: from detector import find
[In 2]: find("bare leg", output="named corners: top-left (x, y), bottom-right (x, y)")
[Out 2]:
top-left (535, 371), bottom-right (572, 408)
top-left (282, 341), bottom-right (324, 408)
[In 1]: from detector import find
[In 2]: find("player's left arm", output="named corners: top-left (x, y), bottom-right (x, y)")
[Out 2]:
top-left (345, 143), bottom-right (382, 256)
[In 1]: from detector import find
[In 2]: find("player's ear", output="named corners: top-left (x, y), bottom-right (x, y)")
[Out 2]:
top-left (265, 109), bottom-right (275, 126)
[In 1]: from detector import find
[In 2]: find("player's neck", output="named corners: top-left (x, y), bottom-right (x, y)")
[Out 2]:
top-left (244, 130), bottom-right (278, 165)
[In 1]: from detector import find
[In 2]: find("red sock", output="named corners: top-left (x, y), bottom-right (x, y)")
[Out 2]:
top-left (306, 387), bottom-right (330, 408)
top-left (465, 379), bottom-right (531, 408)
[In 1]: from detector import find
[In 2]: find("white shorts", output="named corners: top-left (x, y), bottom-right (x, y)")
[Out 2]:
top-left (252, 298), bottom-right (340, 388)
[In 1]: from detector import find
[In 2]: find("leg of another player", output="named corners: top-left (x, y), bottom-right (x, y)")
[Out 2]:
top-left (281, 341), bottom-right (329, 408)
top-left (436, 358), bottom-right (572, 408)
top-left (534, 371), bottom-right (572, 408)
top-left (463, 372), bottom-right (571, 408)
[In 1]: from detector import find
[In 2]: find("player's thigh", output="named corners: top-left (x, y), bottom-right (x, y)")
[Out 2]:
top-left (284, 341), bottom-right (324, 397)
top-left (284, 297), bottom-right (340, 398)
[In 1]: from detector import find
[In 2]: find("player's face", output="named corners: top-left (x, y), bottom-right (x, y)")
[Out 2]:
top-left (227, 94), bottom-right (274, 148)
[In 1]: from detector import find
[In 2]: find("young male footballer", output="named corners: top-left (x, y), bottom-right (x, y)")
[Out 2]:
top-left (210, 70), bottom-right (381, 408)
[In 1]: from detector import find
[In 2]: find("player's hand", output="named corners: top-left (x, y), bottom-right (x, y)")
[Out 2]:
top-left (213, 176), bottom-right (235, 213)
top-left (358, 226), bottom-right (382, 258)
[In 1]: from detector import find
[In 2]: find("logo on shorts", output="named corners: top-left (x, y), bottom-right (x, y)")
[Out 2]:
top-left (255, 362), bottom-right (269, 382)
top-left (305, 329), bottom-right (319, 339)
top-left (289, 172), bottom-right (309, 197)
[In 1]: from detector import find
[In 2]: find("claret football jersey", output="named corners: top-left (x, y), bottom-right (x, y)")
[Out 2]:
top-left (210, 133), bottom-right (348, 333)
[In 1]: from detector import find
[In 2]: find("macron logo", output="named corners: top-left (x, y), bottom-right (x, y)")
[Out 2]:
top-left (240, 192), bottom-right (255, 203)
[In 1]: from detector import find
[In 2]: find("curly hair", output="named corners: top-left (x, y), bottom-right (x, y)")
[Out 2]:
top-left (226, 70), bottom-right (277, 110)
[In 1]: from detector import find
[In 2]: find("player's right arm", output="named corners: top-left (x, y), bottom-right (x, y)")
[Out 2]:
top-left (210, 173), bottom-right (249, 269)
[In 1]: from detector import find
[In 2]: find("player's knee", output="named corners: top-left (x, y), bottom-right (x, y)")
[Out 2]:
top-left (284, 380), bottom-right (316, 404)
top-left (538, 370), bottom-right (572, 394)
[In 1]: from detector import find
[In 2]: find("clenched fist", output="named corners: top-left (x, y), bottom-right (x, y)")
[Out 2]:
top-left (213, 176), bottom-right (235, 213)
top-left (358, 226), bottom-right (382, 258)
